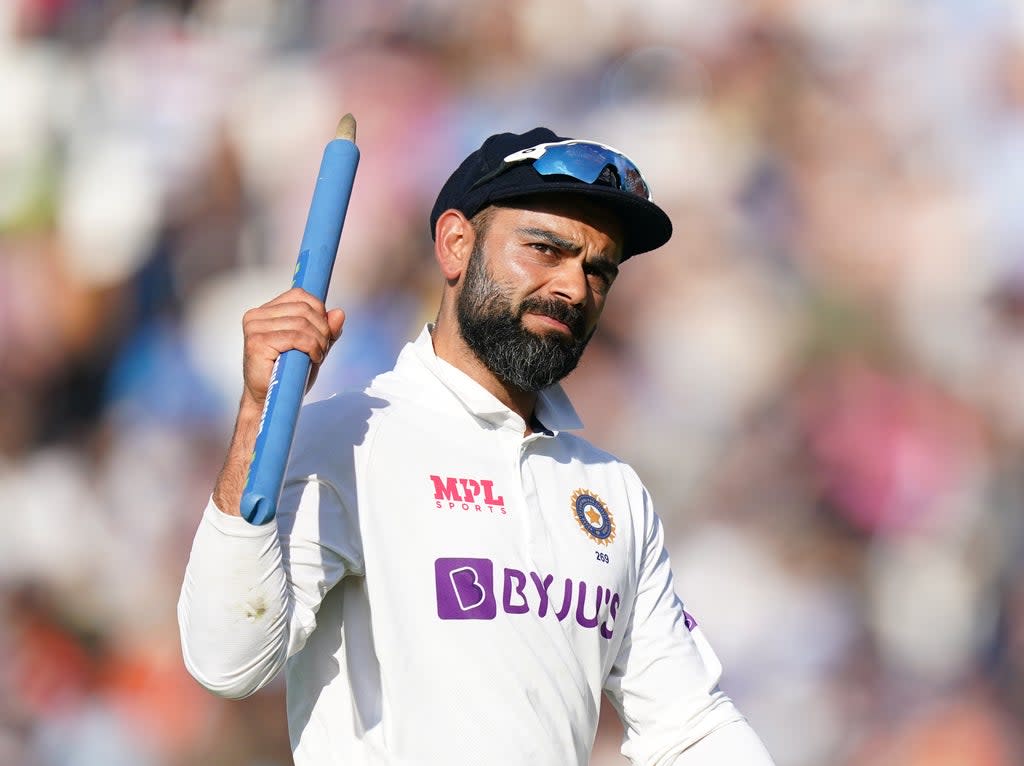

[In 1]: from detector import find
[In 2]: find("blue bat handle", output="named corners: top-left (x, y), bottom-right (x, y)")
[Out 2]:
top-left (241, 136), bottom-right (360, 525)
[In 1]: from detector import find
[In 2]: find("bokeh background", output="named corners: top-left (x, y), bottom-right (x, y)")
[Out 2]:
top-left (3, 0), bottom-right (1024, 764)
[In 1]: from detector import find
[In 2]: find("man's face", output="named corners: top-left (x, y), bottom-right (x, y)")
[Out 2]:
top-left (455, 197), bottom-right (623, 392)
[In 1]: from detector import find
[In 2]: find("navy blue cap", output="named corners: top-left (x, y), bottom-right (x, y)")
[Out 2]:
top-left (430, 127), bottom-right (672, 259)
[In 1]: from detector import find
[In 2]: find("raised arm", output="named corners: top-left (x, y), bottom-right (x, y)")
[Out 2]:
top-left (177, 288), bottom-right (344, 698)
top-left (214, 287), bottom-right (344, 517)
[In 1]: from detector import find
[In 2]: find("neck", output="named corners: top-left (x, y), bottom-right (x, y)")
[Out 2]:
top-left (429, 316), bottom-right (540, 429)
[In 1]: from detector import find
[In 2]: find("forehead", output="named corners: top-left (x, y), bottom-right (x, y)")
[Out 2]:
top-left (487, 195), bottom-right (625, 257)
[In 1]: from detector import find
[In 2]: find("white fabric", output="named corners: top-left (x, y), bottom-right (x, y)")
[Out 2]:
top-left (670, 720), bottom-right (776, 764)
top-left (179, 326), bottom-right (773, 765)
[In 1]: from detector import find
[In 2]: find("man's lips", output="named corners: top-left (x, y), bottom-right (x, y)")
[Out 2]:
top-left (524, 311), bottom-right (579, 338)
top-left (520, 298), bottom-right (586, 340)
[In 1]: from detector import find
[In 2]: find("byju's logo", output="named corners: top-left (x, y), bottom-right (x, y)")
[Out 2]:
top-left (433, 557), bottom-right (621, 638)
top-left (435, 558), bottom-right (497, 620)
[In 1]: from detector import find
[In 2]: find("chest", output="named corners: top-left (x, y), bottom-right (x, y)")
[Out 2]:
top-left (354, 414), bottom-right (640, 647)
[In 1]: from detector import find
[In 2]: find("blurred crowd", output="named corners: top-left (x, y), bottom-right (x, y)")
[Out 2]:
top-left (2, 0), bottom-right (1024, 764)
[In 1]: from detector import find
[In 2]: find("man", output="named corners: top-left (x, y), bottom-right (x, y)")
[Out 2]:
top-left (178, 128), bottom-right (775, 765)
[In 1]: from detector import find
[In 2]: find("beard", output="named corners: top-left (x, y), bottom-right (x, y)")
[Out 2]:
top-left (456, 240), bottom-right (595, 393)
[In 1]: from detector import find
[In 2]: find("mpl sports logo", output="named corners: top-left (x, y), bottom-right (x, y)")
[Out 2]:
top-left (431, 475), bottom-right (506, 515)
top-left (434, 557), bottom-right (621, 639)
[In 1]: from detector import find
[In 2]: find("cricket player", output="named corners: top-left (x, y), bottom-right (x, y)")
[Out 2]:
top-left (178, 128), bottom-right (776, 765)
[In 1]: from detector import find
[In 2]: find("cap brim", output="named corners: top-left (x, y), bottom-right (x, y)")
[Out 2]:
top-left (468, 167), bottom-right (673, 259)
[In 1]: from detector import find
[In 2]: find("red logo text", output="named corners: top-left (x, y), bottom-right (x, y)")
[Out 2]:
top-left (431, 475), bottom-right (506, 514)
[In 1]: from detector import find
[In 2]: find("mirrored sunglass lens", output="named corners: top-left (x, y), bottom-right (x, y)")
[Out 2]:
top-left (531, 144), bottom-right (610, 183)
top-left (621, 165), bottom-right (650, 198)
top-left (531, 144), bottom-right (650, 199)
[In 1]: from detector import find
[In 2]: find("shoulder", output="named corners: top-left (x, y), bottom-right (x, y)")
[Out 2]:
top-left (298, 388), bottom-right (392, 427)
top-left (552, 432), bottom-right (651, 524)
top-left (291, 388), bottom-right (396, 456)
top-left (553, 432), bottom-right (655, 529)
top-left (554, 431), bottom-right (644, 483)
top-left (293, 361), bottom-right (435, 450)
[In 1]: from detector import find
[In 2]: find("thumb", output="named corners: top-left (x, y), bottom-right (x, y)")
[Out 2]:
top-left (307, 308), bottom-right (346, 394)
top-left (327, 308), bottom-right (346, 341)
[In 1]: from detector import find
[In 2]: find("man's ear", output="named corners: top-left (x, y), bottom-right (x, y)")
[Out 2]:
top-left (434, 209), bottom-right (476, 283)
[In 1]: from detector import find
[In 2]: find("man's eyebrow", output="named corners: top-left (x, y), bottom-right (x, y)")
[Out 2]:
top-left (516, 226), bottom-right (621, 279)
top-left (516, 227), bottom-right (582, 254)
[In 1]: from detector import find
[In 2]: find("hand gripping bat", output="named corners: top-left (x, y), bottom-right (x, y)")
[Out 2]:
top-left (241, 114), bottom-right (360, 525)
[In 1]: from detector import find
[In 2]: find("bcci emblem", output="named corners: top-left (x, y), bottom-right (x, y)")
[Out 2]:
top-left (571, 489), bottom-right (615, 546)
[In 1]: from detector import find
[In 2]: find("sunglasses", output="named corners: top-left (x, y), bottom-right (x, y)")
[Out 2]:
top-left (470, 140), bottom-right (653, 201)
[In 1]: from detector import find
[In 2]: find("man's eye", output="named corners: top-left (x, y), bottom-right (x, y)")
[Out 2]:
top-left (585, 266), bottom-right (612, 287)
top-left (530, 243), bottom-right (557, 256)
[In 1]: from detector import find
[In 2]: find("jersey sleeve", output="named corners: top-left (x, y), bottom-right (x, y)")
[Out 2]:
top-left (670, 720), bottom-right (775, 765)
top-left (603, 483), bottom-right (770, 765)
top-left (177, 399), bottom-right (364, 699)
top-left (276, 401), bottom-right (365, 650)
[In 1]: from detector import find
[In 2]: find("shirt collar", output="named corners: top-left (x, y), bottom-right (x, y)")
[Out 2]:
top-left (400, 324), bottom-right (583, 434)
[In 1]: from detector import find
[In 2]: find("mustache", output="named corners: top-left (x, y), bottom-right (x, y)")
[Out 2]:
top-left (518, 297), bottom-right (587, 340)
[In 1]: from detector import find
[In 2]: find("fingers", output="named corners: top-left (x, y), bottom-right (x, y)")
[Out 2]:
top-left (245, 288), bottom-right (332, 340)
top-left (241, 288), bottom-right (345, 402)
top-left (244, 315), bottom-right (332, 363)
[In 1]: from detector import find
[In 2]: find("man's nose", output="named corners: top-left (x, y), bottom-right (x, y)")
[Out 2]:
top-left (549, 260), bottom-right (588, 306)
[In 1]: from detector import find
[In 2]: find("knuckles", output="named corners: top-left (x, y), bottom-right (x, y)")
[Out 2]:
top-left (242, 291), bottom-right (335, 366)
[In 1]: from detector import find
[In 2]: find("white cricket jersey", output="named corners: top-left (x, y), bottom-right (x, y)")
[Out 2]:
top-left (178, 326), bottom-right (764, 765)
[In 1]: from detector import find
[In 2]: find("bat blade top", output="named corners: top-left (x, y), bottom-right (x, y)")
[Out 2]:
top-left (335, 113), bottom-right (357, 142)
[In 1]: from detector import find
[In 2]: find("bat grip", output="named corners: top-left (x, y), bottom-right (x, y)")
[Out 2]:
top-left (241, 349), bottom-right (311, 525)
